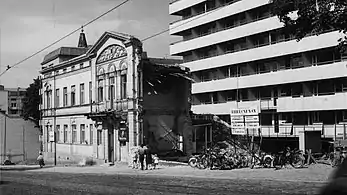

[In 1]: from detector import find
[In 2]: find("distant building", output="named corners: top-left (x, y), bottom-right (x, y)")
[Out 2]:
top-left (0, 85), bottom-right (40, 164)
top-left (169, 0), bottom-right (347, 152)
top-left (40, 30), bottom-right (193, 163)
top-left (5, 87), bottom-right (26, 116)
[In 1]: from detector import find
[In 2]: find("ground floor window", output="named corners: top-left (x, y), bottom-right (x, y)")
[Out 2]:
top-left (56, 125), bottom-right (60, 143)
top-left (72, 124), bottom-right (77, 143)
top-left (80, 124), bottom-right (85, 144)
top-left (90, 124), bottom-right (94, 145)
top-left (97, 130), bottom-right (102, 145)
top-left (64, 125), bottom-right (68, 143)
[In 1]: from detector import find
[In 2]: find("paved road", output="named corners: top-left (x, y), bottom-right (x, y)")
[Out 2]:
top-left (0, 170), bottom-right (325, 195)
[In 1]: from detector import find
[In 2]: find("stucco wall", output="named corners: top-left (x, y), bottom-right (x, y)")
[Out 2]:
top-left (0, 114), bottom-right (40, 163)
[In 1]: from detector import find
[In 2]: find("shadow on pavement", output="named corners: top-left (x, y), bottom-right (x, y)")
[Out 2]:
top-left (0, 165), bottom-right (55, 171)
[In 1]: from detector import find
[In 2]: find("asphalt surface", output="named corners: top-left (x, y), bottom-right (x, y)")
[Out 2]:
top-left (0, 170), bottom-right (325, 195)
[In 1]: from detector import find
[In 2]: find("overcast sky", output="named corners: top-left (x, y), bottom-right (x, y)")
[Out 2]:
top-left (0, 0), bottom-right (179, 88)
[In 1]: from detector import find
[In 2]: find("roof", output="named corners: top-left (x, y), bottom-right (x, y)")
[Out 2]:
top-left (41, 46), bottom-right (92, 65)
top-left (5, 88), bottom-right (26, 92)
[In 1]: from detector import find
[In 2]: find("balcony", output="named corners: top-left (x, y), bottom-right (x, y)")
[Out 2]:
top-left (192, 60), bottom-right (347, 94)
top-left (170, 0), bottom-right (207, 15)
top-left (170, 0), bottom-right (242, 25)
top-left (277, 92), bottom-right (347, 112)
top-left (171, 16), bottom-right (281, 55)
top-left (259, 124), bottom-right (347, 138)
top-left (184, 31), bottom-right (342, 72)
top-left (170, 0), bottom-right (269, 35)
top-left (91, 100), bottom-right (131, 113)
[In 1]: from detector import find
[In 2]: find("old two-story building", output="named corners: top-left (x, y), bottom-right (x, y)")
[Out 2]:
top-left (40, 30), bottom-right (193, 163)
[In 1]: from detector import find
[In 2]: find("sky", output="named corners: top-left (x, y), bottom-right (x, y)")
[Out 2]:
top-left (0, 0), bottom-right (180, 88)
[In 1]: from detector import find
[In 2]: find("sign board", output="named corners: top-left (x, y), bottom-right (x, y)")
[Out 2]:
top-left (49, 131), bottom-right (55, 142)
top-left (230, 108), bottom-right (260, 135)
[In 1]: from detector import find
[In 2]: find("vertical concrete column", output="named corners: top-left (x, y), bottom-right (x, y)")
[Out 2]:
top-left (92, 124), bottom-right (98, 159)
top-left (128, 112), bottom-right (135, 149)
top-left (298, 131), bottom-right (306, 152)
top-left (104, 129), bottom-right (109, 162)
top-left (114, 128), bottom-right (120, 161)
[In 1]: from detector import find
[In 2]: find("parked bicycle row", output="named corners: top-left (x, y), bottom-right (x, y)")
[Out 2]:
top-left (188, 143), bottom-right (346, 170)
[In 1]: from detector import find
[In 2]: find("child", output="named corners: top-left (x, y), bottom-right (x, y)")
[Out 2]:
top-left (132, 150), bottom-right (139, 169)
top-left (152, 154), bottom-right (159, 169)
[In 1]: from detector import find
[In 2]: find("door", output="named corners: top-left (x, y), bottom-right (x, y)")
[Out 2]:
top-left (108, 129), bottom-right (114, 163)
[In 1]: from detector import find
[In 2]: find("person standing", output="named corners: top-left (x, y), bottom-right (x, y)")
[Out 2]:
top-left (138, 144), bottom-right (146, 170)
top-left (145, 145), bottom-right (152, 170)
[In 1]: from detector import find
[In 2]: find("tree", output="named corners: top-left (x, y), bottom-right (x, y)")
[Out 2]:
top-left (22, 77), bottom-right (41, 127)
top-left (271, 0), bottom-right (347, 52)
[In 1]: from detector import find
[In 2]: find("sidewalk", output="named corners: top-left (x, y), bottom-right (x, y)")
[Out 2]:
top-left (3, 163), bottom-right (333, 183)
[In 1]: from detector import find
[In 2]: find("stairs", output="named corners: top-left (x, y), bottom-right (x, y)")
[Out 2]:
top-left (157, 118), bottom-right (179, 149)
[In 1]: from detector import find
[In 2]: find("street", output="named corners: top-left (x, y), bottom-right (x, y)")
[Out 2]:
top-left (0, 169), bottom-right (325, 195)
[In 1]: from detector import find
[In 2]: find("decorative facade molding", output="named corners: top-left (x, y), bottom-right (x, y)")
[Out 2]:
top-left (96, 44), bottom-right (127, 64)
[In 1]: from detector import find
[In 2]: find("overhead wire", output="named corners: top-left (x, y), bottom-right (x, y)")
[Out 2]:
top-left (141, 3), bottom-right (228, 42)
top-left (1, 0), bottom-right (227, 77)
top-left (0, 0), bottom-right (131, 78)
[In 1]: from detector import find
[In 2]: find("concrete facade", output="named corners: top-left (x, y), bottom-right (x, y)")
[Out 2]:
top-left (40, 31), bottom-right (193, 163)
top-left (169, 0), bottom-right (347, 152)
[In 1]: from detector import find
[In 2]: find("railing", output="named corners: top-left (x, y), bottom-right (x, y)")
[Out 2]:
top-left (259, 124), bottom-right (347, 138)
top-left (91, 99), bottom-right (130, 113)
top-left (192, 54), bottom-right (347, 84)
top-left (171, 13), bottom-right (272, 45)
top-left (170, 0), bottom-right (242, 24)
top-left (183, 29), bottom-right (336, 63)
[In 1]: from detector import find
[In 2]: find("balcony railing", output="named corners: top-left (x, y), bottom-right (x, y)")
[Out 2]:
top-left (171, 13), bottom-right (272, 45)
top-left (91, 100), bottom-right (130, 113)
top-left (182, 29), bottom-right (336, 63)
top-left (170, 0), bottom-right (242, 25)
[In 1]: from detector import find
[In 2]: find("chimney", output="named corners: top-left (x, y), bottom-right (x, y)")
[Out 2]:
top-left (78, 27), bottom-right (88, 48)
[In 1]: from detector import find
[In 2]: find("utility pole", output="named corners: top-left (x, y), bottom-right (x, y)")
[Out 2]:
top-left (3, 111), bottom-right (7, 161)
top-left (53, 74), bottom-right (57, 166)
top-left (22, 125), bottom-right (25, 163)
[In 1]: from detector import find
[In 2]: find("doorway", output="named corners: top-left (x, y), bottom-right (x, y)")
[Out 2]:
top-left (108, 129), bottom-right (114, 163)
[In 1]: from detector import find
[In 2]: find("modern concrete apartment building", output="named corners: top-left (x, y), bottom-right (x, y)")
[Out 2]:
top-left (169, 0), bottom-right (347, 150)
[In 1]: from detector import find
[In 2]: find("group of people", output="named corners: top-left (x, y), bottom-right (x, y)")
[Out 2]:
top-left (131, 144), bottom-right (159, 170)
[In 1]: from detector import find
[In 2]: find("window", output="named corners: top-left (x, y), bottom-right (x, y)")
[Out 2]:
top-left (80, 124), bottom-right (85, 144)
top-left (108, 77), bottom-right (115, 100)
top-left (10, 102), bottom-right (17, 108)
top-left (63, 87), bottom-right (68, 106)
top-left (98, 80), bottom-right (104, 102)
top-left (89, 81), bottom-right (92, 103)
top-left (89, 124), bottom-right (94, 145)
top-left (71, 85), bottom-right (76, 106)
top-left (46, 90), bottom-right (52, 109)
top-left (120, 74), bottom-right (127, 99)
top-left (79, 63), bottom-right (83, 69)
top-left (80, 83), bottom-right (85, 105)
top-left (56, 125), bottom-right (60, 143)
top-left (55, 70), bottom-right (59, 75)
top-left (63, 125), bottom-right (68, 143)
top-left (63, 68), bottom-right (67, 73)
top-left (72, 124), bottom-right (77, 143)
top-left (97, 130), bottom-right (102, 145)
top-left (55, 89), bottom-right (60, 107)
top-left (71, 65), bottom-right (75, 71)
